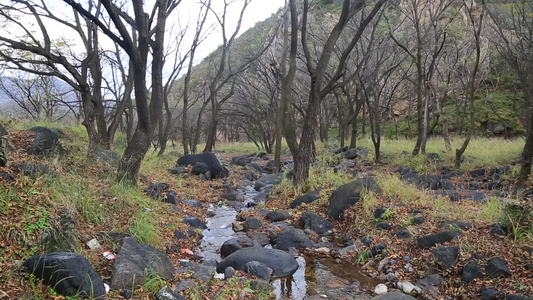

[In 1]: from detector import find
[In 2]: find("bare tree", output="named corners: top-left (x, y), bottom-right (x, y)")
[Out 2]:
top-left (65, 0), bottom-right (181, 185)
top-left (485, 0), bottom-right (533, 184)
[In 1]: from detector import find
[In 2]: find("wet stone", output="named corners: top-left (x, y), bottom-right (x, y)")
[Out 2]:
top-left (432, 246), bottom-right (460, 269)
top-left (266, 211), bottom-right (291, 222)
top-left (462, 261), bottom-right (483, 283)
top-left (416, 230), bottom-right (461, 249)
top-left (245, 261), bottom-right (272, 281)
top-left (481, 287), bottom-right (499, 300)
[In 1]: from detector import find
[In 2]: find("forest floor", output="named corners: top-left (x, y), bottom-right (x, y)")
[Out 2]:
top-left (0, 128), bottom-right (531, 300)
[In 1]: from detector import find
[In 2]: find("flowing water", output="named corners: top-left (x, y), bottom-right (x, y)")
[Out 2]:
top-left (198, 182), bottom-right (378, 299)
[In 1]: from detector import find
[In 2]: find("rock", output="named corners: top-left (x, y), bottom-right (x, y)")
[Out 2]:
top-left (170, 166), bottom-right (187, 174)
top-left (156, 286), bottom-right (185, 300)
top-left (175, 280), bottom-right (196, 292)
top-left (220, 193), bottom-right (237, 201)
top-left (224, 266), bottom-right (235, 279)
top-left (0, 171), bottom-right (14, 182)
top-left (439, 221), bottom-right (471, 231)
top-left (370, 244), bottom-right (387, 257)
top-left (254, 174), bottom-right (283, 191)
top-left (22, 252), bottom-right (105, 298)
top-left (249, 233), bottom-right (270, 246)
top-left (300, 211), bottom-right (333, 235)
top-left (121, 289), bottom-right (133, 299)
top-left (374, 206), bottom-right (389, 219)
top-left (244, 218), bottom-right (262, 231)
top-left (491, 224), bottom-right (508, 237)
top-left (426, 152), bottom-right (440, 161)
top-left (289, 189), bottom-right (322, 208)
top-left (393, 228), bottom-right (412, 239)
top-left (432, 246), bottom-right (460, 268)
top-left (16, 162), bottom-right (56, 179)
top-left (245, 261), bottom-right (272, 281)
top-left (231, 155), bottom-right (253, 166)
top-left (361, 236), bottom-right (372, 247)
top-left (338, 244), bottom-right (359, 257)
top-left (0, 124), bottom-right (8, 167)
top-left (417, 274), bottom-right (443, 287)
top-left (462, 261), bottom-right (483, 283)
top-left (162, 190), bottom-right (177, 204)
top-left (232, 222), bottom-right (244, 232)
top-left (182, 199), bottom-right (202, 208)
top-left (374, 283), bottom-right (388, 295)
top-left (183, 217), bottom-right (207, 229)
top-left (505, 295), bottom-right (533, 300)
top-left (376, 222), bottom-right (391, 230)
top-left (486, 257), bottom-right (511, 278)
top-left (334, 146), bottom-right (349, 154)
top-left (275, 226), bottom-right (314, 250)
top-left (110, 237), bottom-right (175, 290)
top-left (266, 211), bottom-right (291, 222)
top-left (220, 237), bottom-right (254, 258)
top-left (481, 287), bottom-right (499, 300)
top-left (469, 169), bottom-right (486, 178)
top-left (144, 183), bottom-right (170, 200)
top-left (174, 230), bottom-right (187, 240)
top-left (192, 162), bottom-right (209, 175)
top-left (416, 230), bottom-right (462, 249)
top-left (27, 127), bottom-right (63, 156)
top-left (328, 177), bottom-right (382, 220)
top-left (177, 153), bottom-right (229, 178)
top-left (371, 292), bottom-right (417, 300)
top-left (216, 247), bottom-right (298, 278)
top-left (343, 148), bottom-right (359, 159)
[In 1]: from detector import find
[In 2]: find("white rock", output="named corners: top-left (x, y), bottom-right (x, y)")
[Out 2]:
top-left (86, 238), bottom-right (101, 250)
top-left (315, 247), bottom-right (331, 254)
top-left (398, 281), bottom-right (416, 294)
top-left (374, 283), bottom-right (388, 295)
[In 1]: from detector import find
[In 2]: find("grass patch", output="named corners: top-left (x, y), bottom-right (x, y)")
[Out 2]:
top-left (130, 210), bottom-right (160, 246)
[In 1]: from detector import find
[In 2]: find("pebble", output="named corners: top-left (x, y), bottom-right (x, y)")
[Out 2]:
top-left (315, 247), bottom-right (331, 255)
top-left (374, 283), bottom-right (388, 295)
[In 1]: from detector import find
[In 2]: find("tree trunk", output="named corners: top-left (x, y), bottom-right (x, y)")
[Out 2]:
top-left (517, 83), bottom-right (533, 184)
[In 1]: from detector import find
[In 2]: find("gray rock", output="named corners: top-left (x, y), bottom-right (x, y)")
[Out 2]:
top-left (245, 261), bottom-right (272, 281)
top-left (266, 211), bottom-right (291, 222)
top-left (486, 257), bottom-right (511, 278)
top-left (249, 233), bottom-right (270, 246)
top-left (224, 266), bottom-right (235, 279)
top-left (183, 217), bottom-right (207, 229)
top-left (289, 189), bottom-right (322, 208)
top-left (462, 261), bottom-right (483, 283)
top-left (177, 153), bottom-right (229, 178)
top-left (156, 286), bottom-right (185, 300)
top-left (275, 226), bottom-right (314, 250)
top-left (328, 177), bottom-right (381, 220)
top-left (220, 237), bottom-right (254, 258)
top-left (254, 174), bottom-right (283, 191)
top-left (432, 246), bottom-right (460, 268)
top-left (416, 230), bottom-right (462, 248)
top-left (110, 237), bottom-right (175, 290)
top-left (371, 292), bottom-right (417, 300)
top-left (23, 252), bottom-right (105, 298)
top-left (439, 221), bottom-right (471, 231)
top-left (481, 287), bottom-right (499, 300)
top-left (27, 127), bottom-right (64, 157)
top-left (216, 247), bottom-right (298, 278)
top-left (417, 274), bottom-right (443, 286)
top-left (175, 279), bottom-right (196, 292)
top-left (244, 218), bottom-right (262, 231)
top-left (300, 211), bottom-right (333, 235)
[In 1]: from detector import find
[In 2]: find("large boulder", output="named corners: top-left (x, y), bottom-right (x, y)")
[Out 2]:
top-left (216, 247), bottom-right (298, 278)
top-left (328, 177), bottom-right (382, 220)
top-left (23, 252), bottom-right (105, 299)
top-left (0, 124), bottom-right (8, 167)
top-left (289, 189), bottom-right (322, 209)
top-left (110, 237), bottom-right (175, 290)
top-left (176, 153), bottom-right (229, 178)
top-left (27, 127), bottom-right (64, 156)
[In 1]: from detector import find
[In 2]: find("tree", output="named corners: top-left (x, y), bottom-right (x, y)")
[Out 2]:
top-left (454, 0), bottom-right (485, 168)
top-left (484, 0), bottom-right (533, 184)
top-left (64, 0), bottom-right (180, 185)
top-left (0, 0), bottom-right (117, 152)
top-left (284, 0), bottom-right (387, 186)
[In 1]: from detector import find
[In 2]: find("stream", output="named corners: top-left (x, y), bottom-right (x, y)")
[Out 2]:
top-left (198, 181), bottom-right (377, 299)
